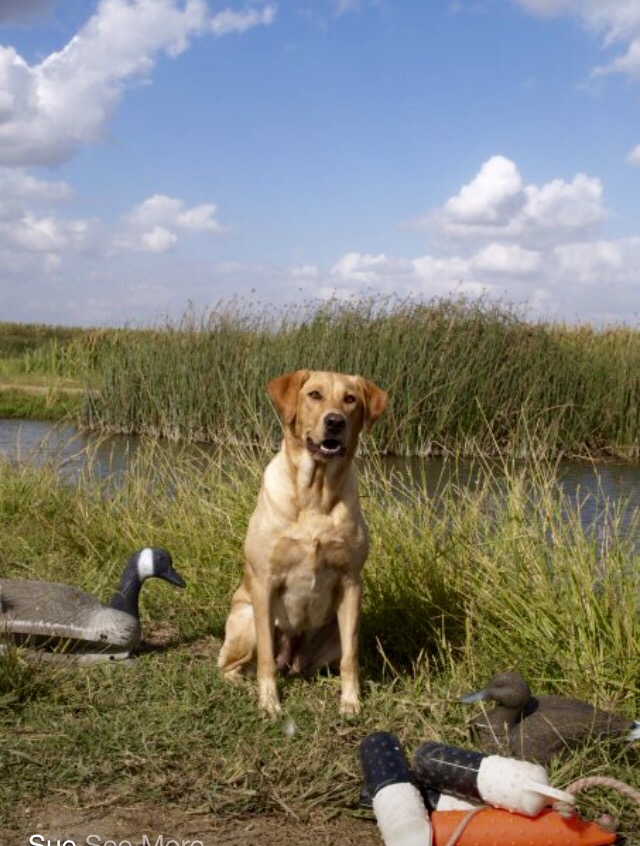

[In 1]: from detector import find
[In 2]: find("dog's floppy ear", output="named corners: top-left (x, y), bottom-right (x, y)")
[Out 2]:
top-left (267, 370), bottom-right (311, 425)
top-left (360, 378), bottom-right (388, 429)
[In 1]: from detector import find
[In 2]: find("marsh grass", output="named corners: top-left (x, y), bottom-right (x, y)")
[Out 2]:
top-left (86, 297), bottom-right (640, 459)
top-left (0, 442), bottom-right (638, 838)
top-left (2, 301), bottom-right (640, 459)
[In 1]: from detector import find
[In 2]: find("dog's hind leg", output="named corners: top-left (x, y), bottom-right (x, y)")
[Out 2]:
top-left (218, 600), bottom-right (257, 677)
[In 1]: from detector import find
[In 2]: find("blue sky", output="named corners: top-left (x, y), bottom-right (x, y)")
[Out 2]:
top-left (1, 0), bottom-right (639, 326)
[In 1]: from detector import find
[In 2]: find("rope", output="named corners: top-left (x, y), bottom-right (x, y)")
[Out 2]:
top-left (552, 775), bottom-right (640, 824)
top-left (443, 805), bottom-right (487, 846)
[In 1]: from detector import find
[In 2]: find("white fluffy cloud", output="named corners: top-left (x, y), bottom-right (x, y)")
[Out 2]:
top-left (472, 242), bottom-right (541, 275)
top-left (0, 0), bottom-right (276, 167)
top-left (327, 238), bottom-right (640, 323)
top-left (0, 0), bottom-right (266, 301)
top-left (511, 0), bottom-right (640, 77)
top-left (442, 155), bottom-right (523, 224)
top-left (210, 4), bottom-right (276, 35)
top-left (0, 168), bottom-right (96, 258)
top-left (118, 194), bottom-right (224, 253)
top-left (0, 166), bottom-right (223, 269)
top-left (0, 169), bottom-right (72, 210)
top-left (3, 154), bottom-right (635, 326)
top-left (422, 155), bottom-right (606, 248)
top-left (327, 156), bottom-right (638, 323)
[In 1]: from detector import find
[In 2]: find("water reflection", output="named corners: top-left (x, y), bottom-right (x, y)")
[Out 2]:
top-left (1, 419), bottom-right (638, 543)
top-left (0, 419), bottom-right (136, 481)
top-left (376, 453), bottom-right (640, 514)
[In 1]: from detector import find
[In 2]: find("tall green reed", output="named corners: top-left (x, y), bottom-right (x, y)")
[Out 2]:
top-left (86, 297), bottom-right (640, 459)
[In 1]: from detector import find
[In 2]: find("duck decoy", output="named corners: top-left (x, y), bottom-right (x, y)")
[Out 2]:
top-left (0, 547), bottom-right (185, 664)
top-left (459, 670), bottom-right (640, 765)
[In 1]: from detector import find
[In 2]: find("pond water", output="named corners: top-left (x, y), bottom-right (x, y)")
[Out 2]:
top-left (1, 418), bottom-right (639, 542)
top-left (0, 418), bottom-right (136, 480)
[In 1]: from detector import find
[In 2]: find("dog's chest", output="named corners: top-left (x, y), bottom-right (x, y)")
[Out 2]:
top-left (271, 514), bottom-right (364, 631)
top-left (272, 511), bottom-right (363, 573)
top-left (275, 565), bottom-right (335, 632)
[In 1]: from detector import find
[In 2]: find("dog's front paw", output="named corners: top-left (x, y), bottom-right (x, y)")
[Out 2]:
top-left (259, 678), bottom-right (282, 718)
top-left (260, 695), bottom-right (282, 718)
top-left (339, 695), bottom-right (361, 716)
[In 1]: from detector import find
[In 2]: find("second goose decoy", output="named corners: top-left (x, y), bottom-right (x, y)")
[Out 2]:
top-left (459, 670), bottom-right (640, 765)
top-left (0, 547), bottom-right (185, 663)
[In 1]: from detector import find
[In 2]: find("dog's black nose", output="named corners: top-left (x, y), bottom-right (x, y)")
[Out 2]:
top-left (324, 413), bottom-right (346, 434)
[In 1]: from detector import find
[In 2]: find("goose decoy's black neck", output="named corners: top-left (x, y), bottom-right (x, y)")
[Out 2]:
top-left (109, 547), bottom-right (185, 617)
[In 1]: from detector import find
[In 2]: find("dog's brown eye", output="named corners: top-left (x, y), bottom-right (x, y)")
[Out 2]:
top-left (308, 390), bottom-right (322, 400)
top-left (344, 394), bottom-right (357, 405)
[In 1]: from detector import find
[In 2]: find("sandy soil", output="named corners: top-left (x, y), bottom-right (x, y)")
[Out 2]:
top-left (0, 381), bottom-right (86, 395)
top-left (1, 803), bottom-right (381, 846)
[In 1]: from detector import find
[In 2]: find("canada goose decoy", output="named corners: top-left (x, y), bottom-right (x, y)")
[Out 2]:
top-left (459, 670), bottom-right (640, 765)
top-left (0, 547), bottom-right (185, 664)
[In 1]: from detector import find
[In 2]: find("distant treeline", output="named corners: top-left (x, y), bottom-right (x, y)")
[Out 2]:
top-left (0, 321), bottom-right (103, 378)
top-left (0, 322), bottom-right (85, 359)
top-left (75, 298), bottom-right (640, 460)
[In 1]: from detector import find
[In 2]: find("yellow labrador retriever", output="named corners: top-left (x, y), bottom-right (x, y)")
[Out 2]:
top-left (218, 370), bottom-right (388, 716)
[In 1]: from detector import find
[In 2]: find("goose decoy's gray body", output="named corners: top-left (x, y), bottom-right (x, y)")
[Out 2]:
top-left (460, 670), bottom-right (640, 765)
top-left (0, 547), bottom-right (185, 663)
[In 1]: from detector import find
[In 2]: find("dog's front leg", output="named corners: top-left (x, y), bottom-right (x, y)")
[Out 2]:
top-left (336, 578), bottom-right (362, 715)
top-left (252, 580), bottom-right (281, 717)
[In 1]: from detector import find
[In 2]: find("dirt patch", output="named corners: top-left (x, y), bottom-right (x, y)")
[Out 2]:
top-left (2, 803), bottom-right (380, 846)
top-left (0, 382), bottom-right (87, 395)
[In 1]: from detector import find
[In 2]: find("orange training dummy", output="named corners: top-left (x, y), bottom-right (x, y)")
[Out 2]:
top-left (431, 807), bottom-right (617, 846)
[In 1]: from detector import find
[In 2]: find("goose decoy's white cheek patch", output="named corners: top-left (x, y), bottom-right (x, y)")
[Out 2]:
top-left (136, 547), bottom-right (156, 580)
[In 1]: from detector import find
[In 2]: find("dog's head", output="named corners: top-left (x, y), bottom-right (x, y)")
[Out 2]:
top-left (267, 370), bottom-right (388, 461)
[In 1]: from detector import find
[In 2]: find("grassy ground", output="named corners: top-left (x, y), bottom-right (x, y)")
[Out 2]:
top-left (1, 441), bottom-right (638, 841)
top-left (0, 383), bottom-right (84, 421)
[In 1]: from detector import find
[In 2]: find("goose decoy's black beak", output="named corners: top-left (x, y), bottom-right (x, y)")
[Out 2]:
top-left (162, 567), bottom-right (187, 589)
top-left (458, 688), bottom-right (491, 704)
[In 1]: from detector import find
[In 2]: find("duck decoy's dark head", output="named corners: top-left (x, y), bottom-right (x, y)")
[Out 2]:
top-left (459, 671), bottom-right (532, 709)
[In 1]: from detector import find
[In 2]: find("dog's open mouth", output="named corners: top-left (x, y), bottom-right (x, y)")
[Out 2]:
top-left (306, 437), bottom-right (346, 459)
